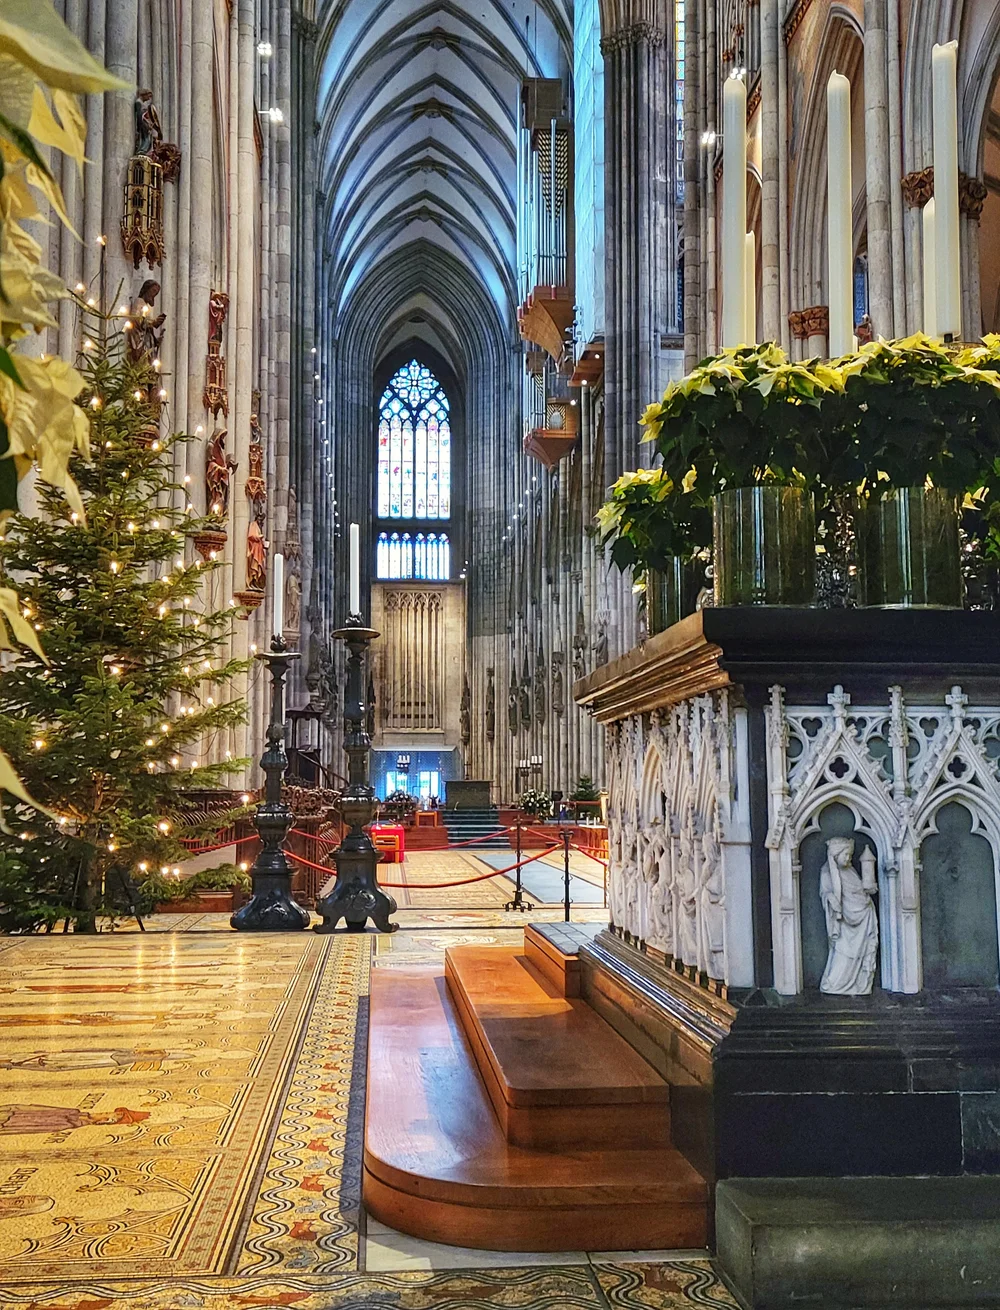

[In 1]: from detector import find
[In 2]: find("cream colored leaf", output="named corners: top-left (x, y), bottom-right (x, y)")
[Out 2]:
top-left (0, 586), bottom-right (45, 658)
top-left (0, 0), bottom-right (130, 95)
top-left (25, 161), bottom-right (76, 236)
top-left (0, 53), bottom-right (35, 129)
top-left (0, 167), bottom-right (40, 222)
top-left (29, 84), bottom-right (85, 173)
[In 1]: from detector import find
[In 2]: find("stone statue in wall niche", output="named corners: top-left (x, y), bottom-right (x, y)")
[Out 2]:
top-left (485, 667), bottom-right (496, 742)
top-left (286, 571), bottom-right (301, 635)
top-left (551, 651), bottom-right (565, 716)
top-left (572, 607), bottom-right (587, 680)
top-left (460, 675), bottom-right (471, 745)
top-left (819, 837), bottom-right (879, 995)
top-left (697, 826), bottom-right (726, 980)
top-left (593, 615), bottom-right (609, 668)
top-left (507, 666), bottom-right (519, 736)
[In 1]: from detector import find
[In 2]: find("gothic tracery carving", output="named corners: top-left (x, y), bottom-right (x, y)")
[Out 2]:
top-left (765, 683), bottom-right (1000, 995)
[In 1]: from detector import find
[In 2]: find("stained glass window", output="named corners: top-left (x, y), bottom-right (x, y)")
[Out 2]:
top-left (376, 360), bottom-right (451, 521)
top-left (376, 532), bottom-right (450, 581)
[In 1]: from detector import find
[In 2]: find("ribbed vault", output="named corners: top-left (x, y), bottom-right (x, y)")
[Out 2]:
top-left (315, 0), bottom-right (572, 330)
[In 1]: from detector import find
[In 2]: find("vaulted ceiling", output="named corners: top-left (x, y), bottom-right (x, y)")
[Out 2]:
top-left (315, 0), bottom-right (572, 364)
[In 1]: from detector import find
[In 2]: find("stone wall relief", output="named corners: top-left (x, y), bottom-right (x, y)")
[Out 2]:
top-left (765, 683), bottom-right (1000, 995)
top-left (605, 691), bottom-right (752, 988)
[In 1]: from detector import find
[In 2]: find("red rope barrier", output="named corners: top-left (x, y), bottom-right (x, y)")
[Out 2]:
top-left (284, 844), bottom-right (563, 889)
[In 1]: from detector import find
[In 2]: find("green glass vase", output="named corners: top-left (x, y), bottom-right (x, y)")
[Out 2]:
top-left (713, 486), bottom-right (816, 606)
top-left (854, 487), bottom-right (963, 608)
top-left (646, 561), bottom-right (702, 635)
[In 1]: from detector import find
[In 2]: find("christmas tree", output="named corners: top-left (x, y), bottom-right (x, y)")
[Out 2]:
top-left (0, 306), bottom-right (249, 931)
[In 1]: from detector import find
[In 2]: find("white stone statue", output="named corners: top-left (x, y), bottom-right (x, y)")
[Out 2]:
top-left (676, 815), bottom-right (700, 967)
top-left (819, 837), bottom-right (879, 995)
top-left (697, 826), bottom-right (726, 980)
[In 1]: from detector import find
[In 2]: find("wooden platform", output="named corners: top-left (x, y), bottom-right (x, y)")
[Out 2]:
top-left (364, 955), bottom-right (709, 1252)
top-left (446, 945), bottom-right (670, 1150)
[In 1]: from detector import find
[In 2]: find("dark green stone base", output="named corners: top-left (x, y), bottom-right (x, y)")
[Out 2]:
top-left (716, 1176), bottom-right (1000, 1309)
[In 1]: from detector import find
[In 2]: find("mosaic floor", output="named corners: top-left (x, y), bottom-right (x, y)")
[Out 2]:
top-left (0, 922), bottom-right (738, 1310)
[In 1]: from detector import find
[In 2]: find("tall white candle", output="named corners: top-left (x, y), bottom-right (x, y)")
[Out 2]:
top-left (922, 197), bottom-right (937, 339)
top-left (722, 72), bottom-right (747, 348)
top-left (744, 231), bottom-right (756, 344)
top-left (932, 41), bottom-right (961, 338)
top-left (827, 71), bottom-right (854, 356)
top-left (349, 522), bottom-right (361, 616)
top-left (273, 552), bottom-right (284, 637)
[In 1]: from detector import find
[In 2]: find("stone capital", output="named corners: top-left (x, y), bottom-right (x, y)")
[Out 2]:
top-left (600, 21), bottom-right (665, 53)
top-left (789, 305), bottom-right (828, 339)
top-left (901, 166), bottom-right (989, 221)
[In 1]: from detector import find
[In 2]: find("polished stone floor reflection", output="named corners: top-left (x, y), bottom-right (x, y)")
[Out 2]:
top-left (0, 922), bottom-right (737, 1309)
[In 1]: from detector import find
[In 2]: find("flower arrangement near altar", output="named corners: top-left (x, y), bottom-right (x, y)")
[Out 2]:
top-left (519, 788), bottom-right (553, 820)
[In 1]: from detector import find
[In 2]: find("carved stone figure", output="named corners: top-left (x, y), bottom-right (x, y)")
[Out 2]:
top-left (205, 428), bottom-right (236, 518)
top-left (485, 667), bottom-right (496, 742)
top-left (134, 90), bottom-right (161, 156)
top-left (520, 654), bottom-right (532, 729)
top-left (133, 89), bottom-right (180, 181)
top-left (572, 605), bottom-right (587, 680)
top-left (203, 292), bottom-right (230, 418)
top-left (676, 813), bottom-right (700, 966)
top-left (697, 826), bottom-right (726, 980)
top-left (593, 615), bottom-right (609, 668)
top-left (245, 390), bottom-right (267, 530)
top-left (286, 571), bottom-right (301, 636)
top-left (533, 643), bottom-right (546, 726)
top-left (819, 838), bottom-right (878, 995)
top-left (551, 651), bottom-right (565, 715)
top-left (126, 280), bottom-right (165, 364)
top-left (507, 665), bottom-right (519, 736)
top-left (246, 520), bottom-right (267, 592)
top-left (460, 675), bottom-right (471, 745)
top-left (208, 291), bottom-right (229, 346)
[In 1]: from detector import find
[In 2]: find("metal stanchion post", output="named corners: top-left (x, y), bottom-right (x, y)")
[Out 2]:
top-left (562, 827), bottom-right (571, 922)
top-left (504, 812), bottom-right (528, 912)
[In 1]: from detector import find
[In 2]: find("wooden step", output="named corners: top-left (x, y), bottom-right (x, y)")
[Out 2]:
top-left (444, 945), bottom-right (670, 1151)
top-left (364, 967), bottom-right (709, 1252)
top-left (524, 922), bottom-right (601, 996)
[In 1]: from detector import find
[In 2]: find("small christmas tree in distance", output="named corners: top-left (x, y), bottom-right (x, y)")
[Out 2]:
top-left (0, 305), bottom-right (249, 931)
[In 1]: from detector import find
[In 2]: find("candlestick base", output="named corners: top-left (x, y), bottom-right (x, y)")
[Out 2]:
top-left (314, 618), bottom-right (398, 934)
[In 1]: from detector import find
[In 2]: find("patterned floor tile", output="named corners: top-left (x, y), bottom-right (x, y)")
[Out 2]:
top-left (0, 1267), bottom-right (607, 1308)
top-left (593, 1261), bottom-right (738, 1309)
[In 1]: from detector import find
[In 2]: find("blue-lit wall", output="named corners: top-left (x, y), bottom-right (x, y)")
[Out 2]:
top-left (373, 749), bottom-right (462, 799)
top-left (574, 0), bottom-right (605, 351)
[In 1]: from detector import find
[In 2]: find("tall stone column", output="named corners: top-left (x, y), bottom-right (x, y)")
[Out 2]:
top-left (601, 14), bottom-right (669, 483)
top-left (601, 9), bottom-right (670, 660)
top-left (863, 0), bottom-right (895, 338)
top-left (759, 0), bottom-right (781, 342)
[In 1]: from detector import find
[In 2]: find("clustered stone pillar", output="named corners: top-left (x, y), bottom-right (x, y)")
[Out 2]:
top-left (863, 0), bottom-right (895, 339)
top-left (51, 0), bottom-right (300, 792)
top-left (601, 12), bottom-right (672, 662)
